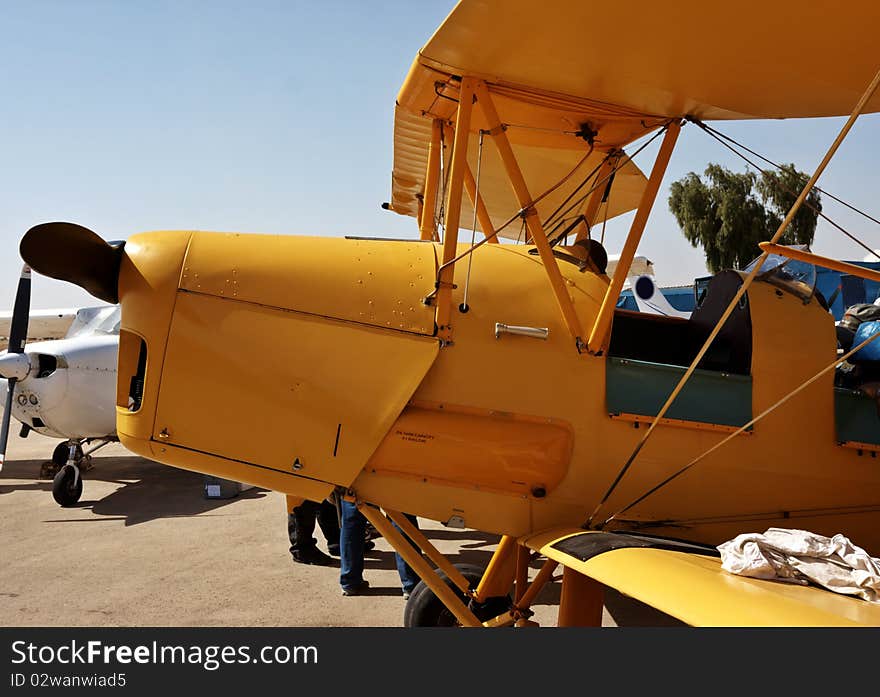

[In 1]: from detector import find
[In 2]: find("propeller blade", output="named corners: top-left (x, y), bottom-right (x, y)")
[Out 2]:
top-left (7, 264), bottom-right (31, 354)
top-left (0, 378), bottom-right (16, 472)
top-left (20, 222), bottom-right (124, 304)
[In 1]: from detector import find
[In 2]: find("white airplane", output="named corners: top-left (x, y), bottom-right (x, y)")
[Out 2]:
top-left (610, 254), bottom-right (692, 319)
top-left (0, 266), bottom-right (119, 506)
top-left (626, 273), bottom-right (691, 318)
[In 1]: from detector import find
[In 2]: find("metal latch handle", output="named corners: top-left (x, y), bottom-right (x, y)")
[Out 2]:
top-left (494, 323), bottom-right (549, 340)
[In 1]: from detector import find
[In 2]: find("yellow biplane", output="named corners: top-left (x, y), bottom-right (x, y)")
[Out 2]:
top-left (20, 0), bottom-right (880, 626)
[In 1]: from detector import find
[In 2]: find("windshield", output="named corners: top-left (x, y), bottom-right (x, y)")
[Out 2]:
top-left (92, 306), bottom-right (122, 334)
top-left (742, 247), bottom-right (818, 303)
top-left (66, 306), bottom-right (122, 337)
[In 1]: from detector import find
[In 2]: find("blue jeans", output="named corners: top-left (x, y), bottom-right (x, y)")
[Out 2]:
top-left (339, 500), bottom-right (366, 591)
top-left (339, 501), bottom-right (421, 593)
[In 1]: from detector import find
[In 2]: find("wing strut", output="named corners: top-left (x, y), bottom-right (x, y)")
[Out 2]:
top-left (435, 77), bottom-right (478, 344)
top-left (758, 243), bottom-right (880, 283)
top-left (357, 502), bottom-right (483, 627)
top-left (472, 80), bottom-right (590, 351)
top-left (586, 120), bottom-right (681, 354)
top-left (576, 153), bottom-right (620, 243)
top-left (418, 119), bottom-right (443, 241)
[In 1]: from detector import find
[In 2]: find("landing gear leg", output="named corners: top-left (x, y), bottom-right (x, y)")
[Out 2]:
top-left (43, 440), bottom-right (91, 478)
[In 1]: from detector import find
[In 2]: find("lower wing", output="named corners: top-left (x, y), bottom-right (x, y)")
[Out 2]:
top-left (521, 528), bottom-right (880, 626)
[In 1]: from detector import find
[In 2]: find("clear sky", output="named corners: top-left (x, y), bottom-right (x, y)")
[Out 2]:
top-left (3, 1), bottom-right (879, 309)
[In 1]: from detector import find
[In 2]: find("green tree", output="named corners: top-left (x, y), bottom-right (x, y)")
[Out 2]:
top-left (668, 163), bottom-right (821, 273)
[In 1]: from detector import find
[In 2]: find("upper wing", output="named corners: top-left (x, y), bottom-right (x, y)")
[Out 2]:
top-left (403, 1), bottom-right (880, 128)
top-left (522, 528), bottom-right (880, 626)
top-left (392, 0), bottom-right (880, 238)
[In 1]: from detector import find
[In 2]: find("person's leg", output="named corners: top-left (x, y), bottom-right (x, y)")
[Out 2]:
top-left (317, 499), bottom-right (341, 555)
top-left (290, 501), bottom-right (332, 565)
top-left (393, 514), bottom-right (421, 597)
top-left (339, 501), bottom-right (368, 594)
top-left (290, 501), bottom-right (318, 553)
top-left (286, 495), bottom-right (304, 556)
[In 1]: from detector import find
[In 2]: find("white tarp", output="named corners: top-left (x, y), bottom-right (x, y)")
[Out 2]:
top-left (718, 528), bottom-right (880, 603)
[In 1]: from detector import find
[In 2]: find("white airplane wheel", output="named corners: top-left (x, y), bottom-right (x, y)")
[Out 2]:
top-left (52, 465), bottom-right (82, 507)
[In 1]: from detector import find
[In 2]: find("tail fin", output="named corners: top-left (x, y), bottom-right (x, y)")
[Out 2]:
top-left (628, 274), bottom-right (691, 318)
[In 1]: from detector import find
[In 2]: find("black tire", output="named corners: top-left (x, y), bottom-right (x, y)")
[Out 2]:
top-left (52, 465), bottom-right (82, 507)
top-left (52, 442), bottom-right (83, 466)
top-left (403, 563), bottom-right (511, 627)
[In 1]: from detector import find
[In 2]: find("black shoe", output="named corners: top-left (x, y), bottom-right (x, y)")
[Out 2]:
top-left (291, 547), bottom-right (334, 566)
top-left (364, 539), bottom-right (375, 552)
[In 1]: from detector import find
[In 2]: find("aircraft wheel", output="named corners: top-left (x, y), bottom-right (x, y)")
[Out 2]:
top-left (403, 563), bottom-right (511, 627)
top-left (51, 442), bottom-right (69, 466)
top-left (52, 465), bottom-right (82, 507)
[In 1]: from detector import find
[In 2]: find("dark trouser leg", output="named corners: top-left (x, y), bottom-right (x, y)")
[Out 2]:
top-left (288, 501), bottom-right (319, 555)
top-left (317, 499), bottom-right (341, 551)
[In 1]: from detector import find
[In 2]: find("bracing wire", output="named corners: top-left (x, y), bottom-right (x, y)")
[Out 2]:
top-left (697, 119), bottom-right (880, 231)
top-left (424, 122), bottom-right (674, 305)
top-left (542, 157), bottom-right (603, 233)
top-left (691, 119), bottom-right (880, 262)
top-left (543, 126), bottom-right (670, 237)
top-left (436, 122), bottom-right (450, 242)
top-left (597, 158), bottom-right (618, 246)
top-left (599, 179), bottom-right (612, 246)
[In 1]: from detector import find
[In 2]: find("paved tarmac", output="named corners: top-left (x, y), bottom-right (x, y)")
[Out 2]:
top-left (0, 429), bottom-right (676, 627)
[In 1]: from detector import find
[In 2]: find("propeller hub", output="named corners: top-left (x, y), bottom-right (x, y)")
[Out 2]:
top-left (0, 352), bottom-right (31, 381)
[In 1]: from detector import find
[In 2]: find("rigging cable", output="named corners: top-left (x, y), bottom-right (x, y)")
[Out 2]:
top-left (542, 154), bottom-right (603, 232)
top-left (544, 131), bottom-right (670, 248)
top-left (544, 126), bottom-right (671, 241)
top-left (599, 163), bottom-right (615, 246)
top-left (691, 118), bottom-right (880, 262)
top-left (435, 121), bottom-right (449, 243)
top-left (424, 121), bottom-right (675, 304)
top-left (697, 119), bottom-right (880, 231)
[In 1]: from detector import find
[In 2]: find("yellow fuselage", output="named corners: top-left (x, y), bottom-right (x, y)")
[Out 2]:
top-left (113, 231), bottom-right (880, 552)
